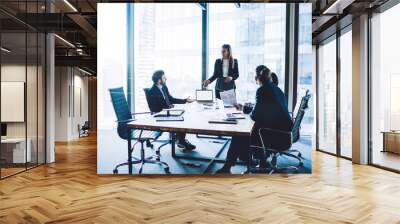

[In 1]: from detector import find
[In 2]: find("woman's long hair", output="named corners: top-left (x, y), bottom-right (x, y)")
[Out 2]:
top-left (222, 44), bottom-right (234, 69)
top-left (255, 65), bottom-right (271, 85)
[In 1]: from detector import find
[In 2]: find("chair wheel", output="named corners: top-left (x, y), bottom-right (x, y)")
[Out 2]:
top-left (164, 167), bottom-right (171, 174)
top-left (146, 141), bottom-right (154, 149)
top-left (113, 169), bottom-right (118, 174)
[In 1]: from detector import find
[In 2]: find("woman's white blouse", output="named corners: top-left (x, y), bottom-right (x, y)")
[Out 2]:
top-left (222, 59), bottom-right (229, 77)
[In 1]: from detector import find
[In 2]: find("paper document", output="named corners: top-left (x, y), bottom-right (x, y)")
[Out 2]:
top-left (220, 89), bottom-right (237, 107)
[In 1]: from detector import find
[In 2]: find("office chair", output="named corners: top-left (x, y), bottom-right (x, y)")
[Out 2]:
top-left (109, 87), bottom-right (170, 174)
top-left (250, 90), bottom-right (311, 174)
top-left (143, 88), bottom-right (172, 158)
top-left (78, 121), bottom-right (90, 138)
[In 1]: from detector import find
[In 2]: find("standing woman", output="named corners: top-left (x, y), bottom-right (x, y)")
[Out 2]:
top-left (203, 44), bottom-right (239, 99)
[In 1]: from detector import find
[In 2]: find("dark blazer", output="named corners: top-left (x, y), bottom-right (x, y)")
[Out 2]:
top-left (250, 82), bottom-right (293, 132)
top-left (147, 84), bottom-right (186, 113)
top-left (208, 58), bottom-right (239, 91)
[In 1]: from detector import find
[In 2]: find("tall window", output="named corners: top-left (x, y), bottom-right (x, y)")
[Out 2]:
top-left (296, 4), bottom-right (313, 136)
top-left (371, 3), bottom-right (400, 171)
top-left (97, 4), bottom-right (127, 129)
top-left (318, 37), bottom-right (337, 154)
top-left (208, 3), bottom-right (286, 103)
top-left (134, 4), bottom-right (202, 111)
top-left (339, 29), bottom-right (352, 158)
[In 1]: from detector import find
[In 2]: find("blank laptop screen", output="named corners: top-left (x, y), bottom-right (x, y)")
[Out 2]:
top-left (196, 90), bottom-right (213, 101)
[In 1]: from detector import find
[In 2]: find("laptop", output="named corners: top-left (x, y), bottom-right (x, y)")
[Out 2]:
top-left (196, 89), bottom-right (213, 103)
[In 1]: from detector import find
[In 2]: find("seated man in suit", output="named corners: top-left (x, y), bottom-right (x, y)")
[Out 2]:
top-left (147, 70), bottom-right (196, 150)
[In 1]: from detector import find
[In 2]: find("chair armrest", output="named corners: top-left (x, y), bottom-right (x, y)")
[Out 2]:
top-left (258, 128), bottom-right (291, 135)
top-left (249, 145), bottom-right (264, 150)
top-left (116, 119), bottom-right (135, 123)
top-left (132, 112), bottom-right (152, 115)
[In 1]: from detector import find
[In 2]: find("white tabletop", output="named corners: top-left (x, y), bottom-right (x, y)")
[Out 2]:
top-left (128, 102), bottom-right (254, 137)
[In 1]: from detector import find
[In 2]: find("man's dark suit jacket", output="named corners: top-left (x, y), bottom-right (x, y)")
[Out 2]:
top-left (208, 58), bottom-right (239, 91)
top-left (147, 84), bottom-right (186, 113)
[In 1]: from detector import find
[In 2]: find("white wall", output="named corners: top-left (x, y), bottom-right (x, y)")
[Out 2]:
top-left (55, 66), bottom-right (89, 141)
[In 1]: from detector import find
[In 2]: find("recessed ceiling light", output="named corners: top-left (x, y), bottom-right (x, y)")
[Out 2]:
top-left (78, 67), bottom-right (92, 76)
top-left (63, 0), bottom-right (78, 12)
top-left (54, 34), bottom-right (75, 48)
top-left (1, 47), bottom-right (11, 53)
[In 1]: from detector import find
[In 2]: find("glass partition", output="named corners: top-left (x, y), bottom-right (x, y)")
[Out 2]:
top-left (317, 37), bottom-right (337, 154)
top-left (339, 29), bottom-right (352, 158)
top-left (38, 32), bottom-right (46, 165)
top-left (371, 3), bottom-right (400, 171)
top-left (0, 2), bottom-right (46, 179)
top-left (1, 30), bottom-right (28, 177)
top-left (27, 30), bottom-right (38, 169)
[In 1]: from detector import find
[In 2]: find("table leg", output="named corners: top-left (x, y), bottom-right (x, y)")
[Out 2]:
top-left (171, 132), bottom-right (176, 158)
top-left (382, 133), bottom-right (386, 152)
top-left (128, 138), bottom-right (132, 175)
top-left (203, 139), bottom-right (230, 174)
top-left (246, 137), bottom-right (252, 174)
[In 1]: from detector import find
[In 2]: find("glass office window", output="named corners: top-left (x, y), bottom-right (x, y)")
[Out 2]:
top-left (38, 32), bottom-right (46, 165)
top-left (1, 31), bottom-right (28, 177)
top-left (339, 29), bottom-right (352, 158)
top-left (134, 4), bottom-right (202, 111)
top-left (317, 37), bottom-right (337, 154)
top-left (208, 3), bottom-right (286, 103)
top-left (97, 4), bottom-right (127, 130)
top-left (0, 1), bottom-right (46, 179)
top-left (371, 3), bottom-right (400, 171)
top-left (27, 30), bottom-right (38, 169)
top-left (296, 4), bottom-right (314, 136)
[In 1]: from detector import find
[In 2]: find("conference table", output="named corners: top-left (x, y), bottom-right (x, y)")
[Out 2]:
top-left (127, 102), bottom-right (255, 174)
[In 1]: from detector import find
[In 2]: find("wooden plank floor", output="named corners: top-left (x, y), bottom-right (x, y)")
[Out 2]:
top-left (1, 135), bottom-right (400, 224)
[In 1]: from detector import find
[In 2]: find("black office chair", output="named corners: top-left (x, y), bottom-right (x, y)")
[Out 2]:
top-left (250, 90), bottom-right (311, 174)
top-left (143, 88), bottom-right (171, 157)
top-left (78, 121), bottom-right (90, 138)
top-left (109, 87), bottom-right (170, 174)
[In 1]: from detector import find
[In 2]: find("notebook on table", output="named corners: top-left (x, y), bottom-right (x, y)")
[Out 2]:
top-left (154, 109), bottom-right (185, 117)
top-left (156, 116), bottom-right (184, 122)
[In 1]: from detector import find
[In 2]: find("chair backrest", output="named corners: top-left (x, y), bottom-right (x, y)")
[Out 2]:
top-left (109, 87), bottom-right (132, 140)
top-left (291, 90), bottom-right (311, 143)
top-left (143, 88), bottom-right (153, 112)
top-left (82, 121), bottom-right (90, 129)
top-left (259, 128), bottom-right (292, 151)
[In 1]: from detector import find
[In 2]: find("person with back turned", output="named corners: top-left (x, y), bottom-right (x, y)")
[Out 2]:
top-left (203, 44), bottom-right (239, 99)
top-left (216, 65), bottom-right (293, 174)
top-left (147, 70), bottom-right (196, 151)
